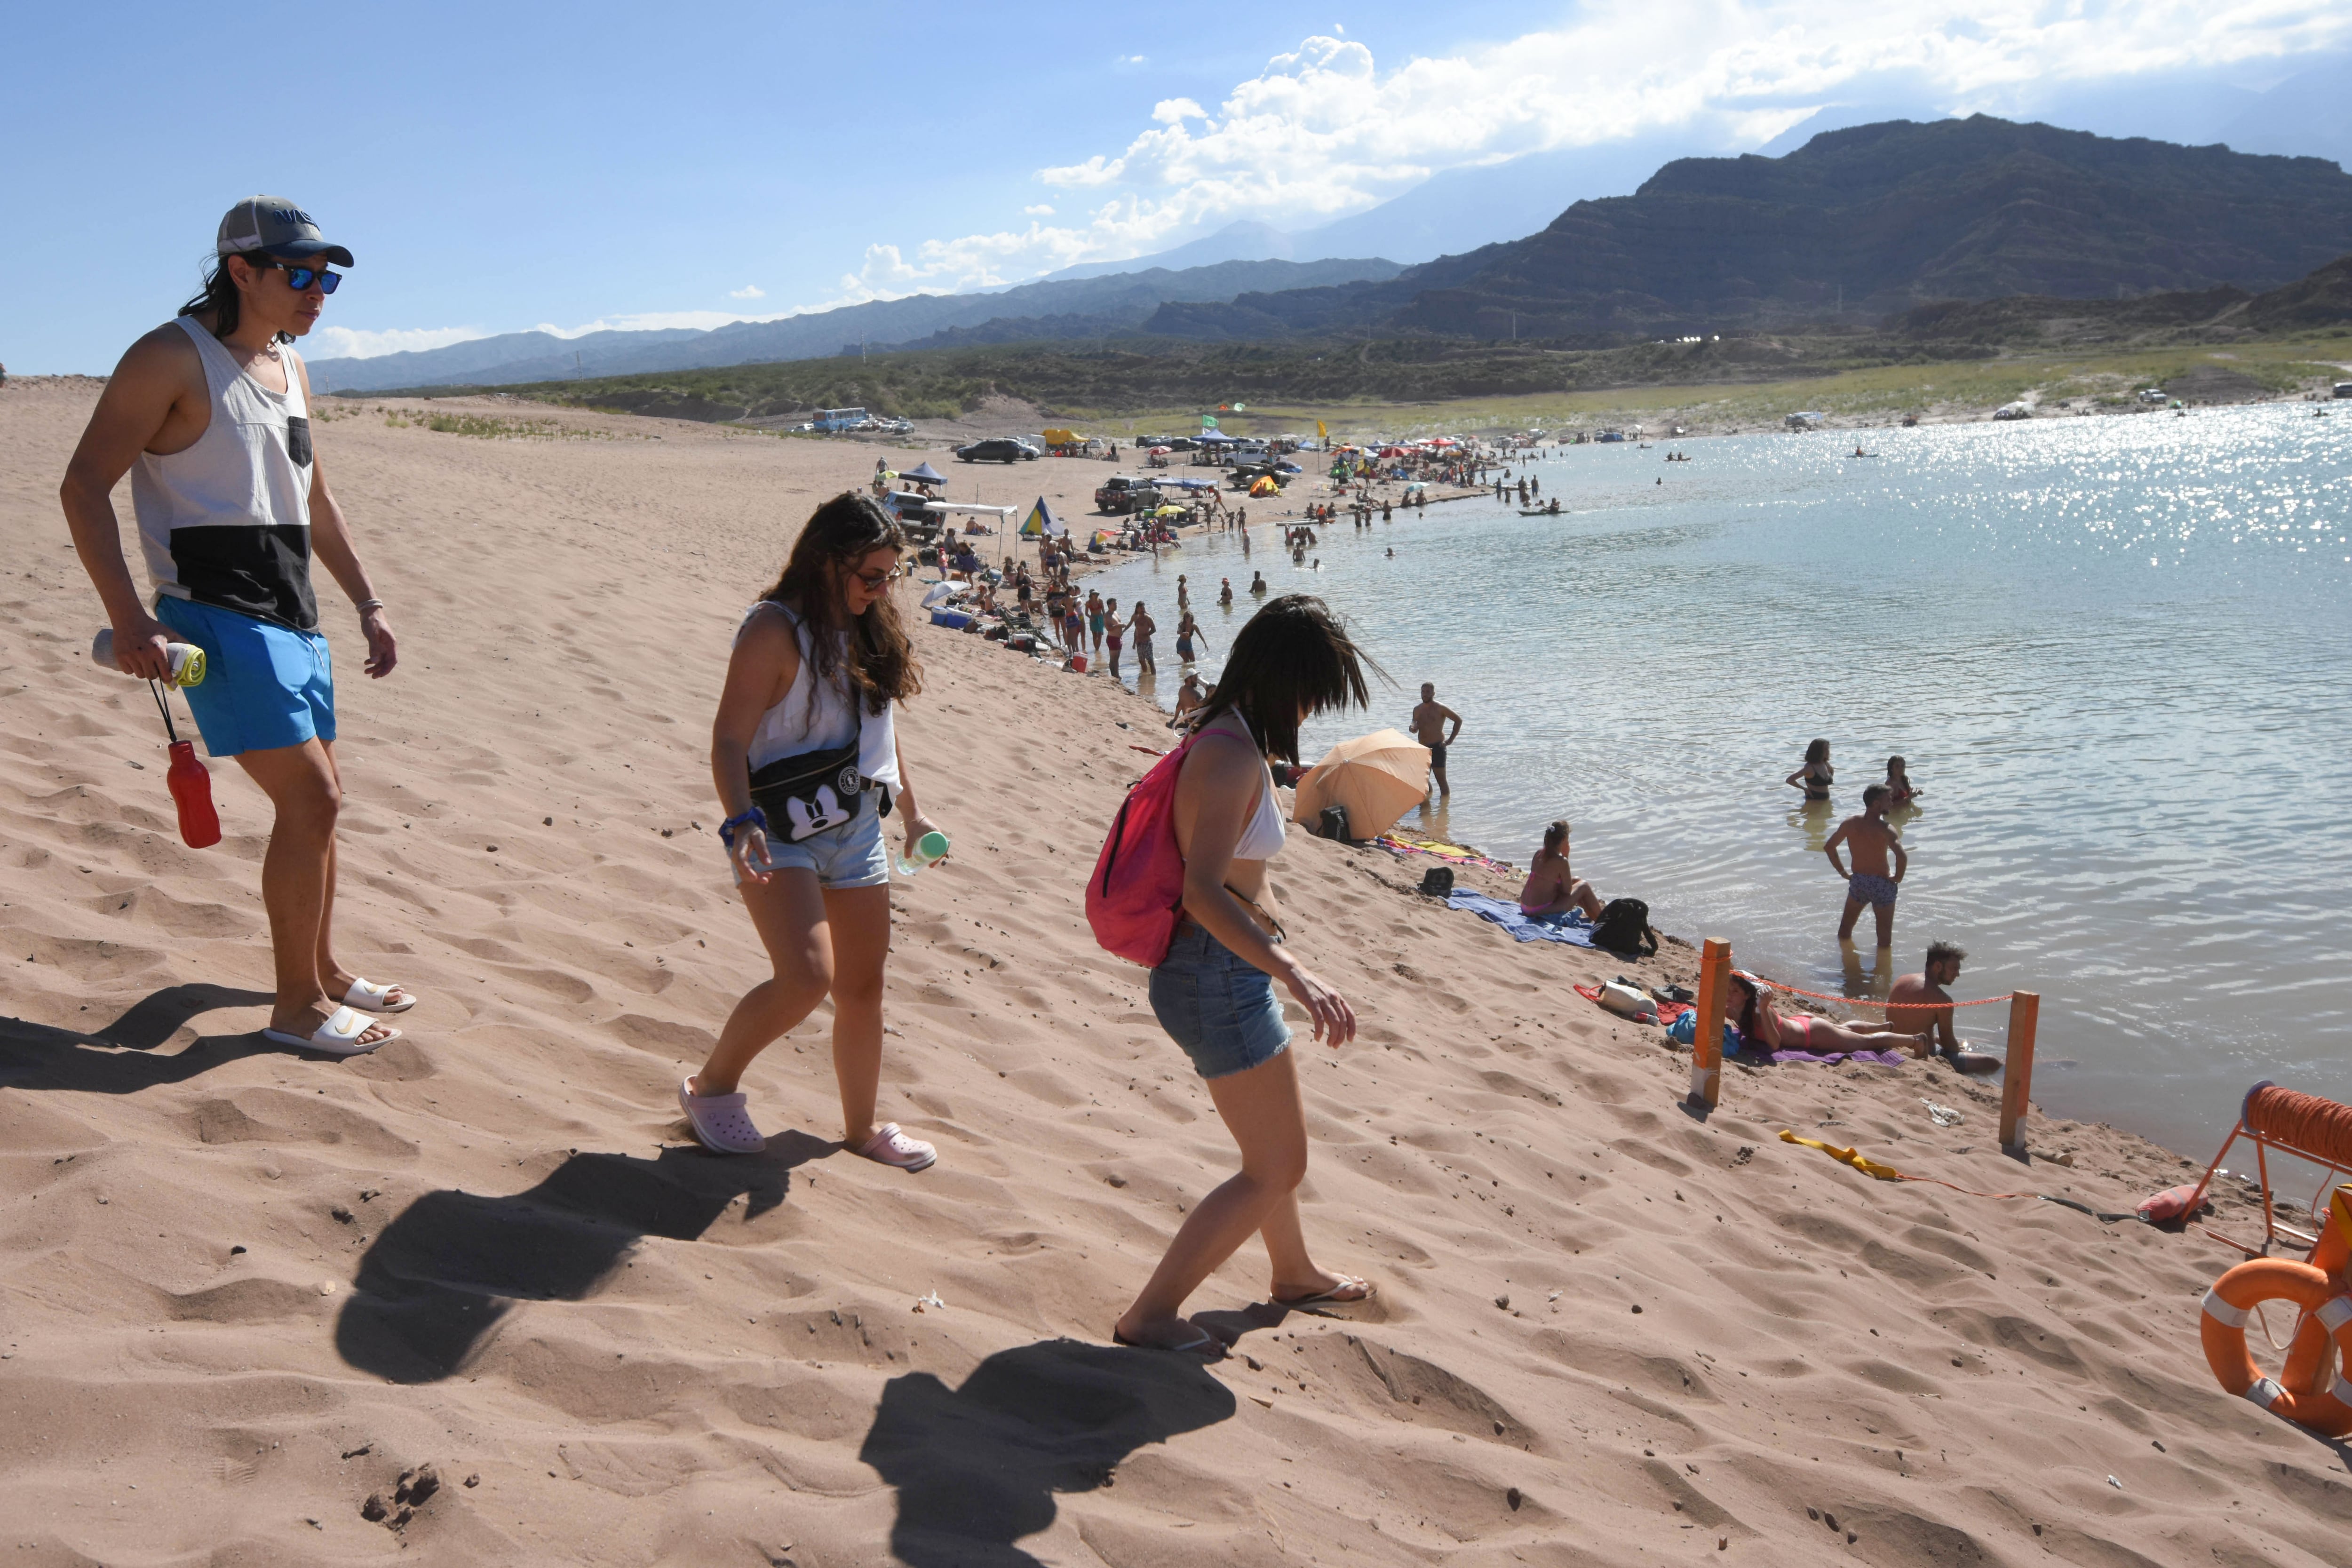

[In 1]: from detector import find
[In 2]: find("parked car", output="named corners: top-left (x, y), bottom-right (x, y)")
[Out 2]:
top-left (1094, 476), bottom-right (1163, 514)
top-left (955, 438), bottom-right (1038, 463)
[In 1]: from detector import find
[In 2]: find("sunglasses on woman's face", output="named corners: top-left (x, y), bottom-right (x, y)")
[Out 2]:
top-left (254, 259), bottom-right (342, 294)
top-left (850, 564), bottom-right (904, 590)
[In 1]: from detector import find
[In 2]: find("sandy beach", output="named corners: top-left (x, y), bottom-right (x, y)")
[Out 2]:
top-left (3, 377), bottom-right (2346, 1566)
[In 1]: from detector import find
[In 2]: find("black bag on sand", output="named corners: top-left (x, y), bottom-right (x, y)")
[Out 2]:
top-left (1315, 804), bottom-right (1352, 843)
top-left (1419, 866), bottom-right (1455, 897)
top-left (1589, 897), bottom-right (1659, 957)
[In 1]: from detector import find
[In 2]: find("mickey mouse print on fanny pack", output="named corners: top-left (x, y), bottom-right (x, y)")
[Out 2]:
top-left (748, 741), bottom-right (884, 843)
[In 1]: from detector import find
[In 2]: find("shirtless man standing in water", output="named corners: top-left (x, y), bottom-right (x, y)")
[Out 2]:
top-left (1409, 683), bottom-right (1462, 797)
top-left (1825, 782), bottom-right (1906, 947)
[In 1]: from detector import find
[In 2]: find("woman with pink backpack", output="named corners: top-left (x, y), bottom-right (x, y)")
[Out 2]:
top-left (1099, 594), bottom-right (1381, 1354)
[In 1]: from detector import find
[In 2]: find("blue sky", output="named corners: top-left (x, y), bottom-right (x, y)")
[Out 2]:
top-left (6, 1), bottom-right (2349, 373)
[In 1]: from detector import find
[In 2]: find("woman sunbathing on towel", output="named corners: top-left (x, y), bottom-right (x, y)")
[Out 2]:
top-left (1518, 820), bottom-right (1603, 922)
top-left (1726, 972), bottom-right (1932, 1056)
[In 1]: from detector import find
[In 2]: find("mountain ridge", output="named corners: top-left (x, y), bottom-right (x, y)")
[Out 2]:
top-left (310, 254), bottom-right (1402, 393)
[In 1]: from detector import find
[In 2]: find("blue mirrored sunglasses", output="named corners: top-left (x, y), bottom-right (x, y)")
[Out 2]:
top-left (254, 258), bottom-right (342, 294)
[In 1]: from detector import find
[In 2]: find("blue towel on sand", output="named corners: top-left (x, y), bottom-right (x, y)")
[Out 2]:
top-left (1446, 891), bottom-right (1596, 946)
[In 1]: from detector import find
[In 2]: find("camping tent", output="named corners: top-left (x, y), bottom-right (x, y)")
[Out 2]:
top-left (900, 462), bottom-right (946, 486)
top-left (1019, 497), bottom-right (1066, 538)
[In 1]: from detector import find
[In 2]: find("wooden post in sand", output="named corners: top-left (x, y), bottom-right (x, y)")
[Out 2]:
top-left (1999, 991), bottom-right (2041, 1153)
top-left (1688, 938), bottom-right (1732, 1109)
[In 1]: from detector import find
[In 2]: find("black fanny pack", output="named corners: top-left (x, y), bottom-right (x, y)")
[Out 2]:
top-left (748, 741), bottom-right (890, 843)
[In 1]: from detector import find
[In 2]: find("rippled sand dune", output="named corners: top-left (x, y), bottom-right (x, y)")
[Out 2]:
top-left (1, 379), bottom-right (2341, 1566)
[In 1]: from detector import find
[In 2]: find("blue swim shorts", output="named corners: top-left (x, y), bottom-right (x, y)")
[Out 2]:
top-left (1149, 920), bottom-right (1292, 1080)
top-left (153, 596), bottom-right (335, 758)
top-left (1847, 872), bottom-right (1899, 908)
top-left (735, 793), bottom-right (890, 891)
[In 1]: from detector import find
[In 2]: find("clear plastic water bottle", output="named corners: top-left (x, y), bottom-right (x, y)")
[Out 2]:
top-left (893, 829), bottom-right (951, 878)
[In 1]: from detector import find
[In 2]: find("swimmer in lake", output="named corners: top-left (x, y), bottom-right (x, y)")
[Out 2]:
top-left (1884, 755), bottom-right (1920, 807)
top-left (1249, 571), bottom-right (1268, 596)
top-left (1787, 738), bottom-right (1833, 801)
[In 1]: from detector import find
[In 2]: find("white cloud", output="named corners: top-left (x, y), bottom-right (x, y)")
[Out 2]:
top-left (1023, 204), bottom-right (1056, 216)
top-left (311, 324), bottom-right (487, 359)
top-left (861, 3), bottom-right (2352, 291)
top-left (729, 283), bottom-right (766, 300)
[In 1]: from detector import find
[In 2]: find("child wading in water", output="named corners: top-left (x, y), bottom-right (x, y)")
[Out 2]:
top-left (680, 493), bottom-right (946, 1168)
top-left (1114, 595), bottom-right (1378, 1354)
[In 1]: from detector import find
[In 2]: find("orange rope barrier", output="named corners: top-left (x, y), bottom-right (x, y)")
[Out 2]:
top-left (2243, 1084), bottom-right (2352, 1169)
top-left (1742, 972), bottom-right (2017, 1009)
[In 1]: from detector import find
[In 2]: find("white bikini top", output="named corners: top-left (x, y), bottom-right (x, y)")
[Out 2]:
top-left (1200, 713), bottom-right (1285, 861)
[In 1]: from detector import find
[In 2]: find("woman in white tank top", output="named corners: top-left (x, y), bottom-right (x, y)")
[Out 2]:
top-left (675, 494), bottom-right (947, 1168)
top-left (1114, 594), bottom-right (1386, 1354)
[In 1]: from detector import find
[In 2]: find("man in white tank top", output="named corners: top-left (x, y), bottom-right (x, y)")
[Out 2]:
top-left (61, 197), bottom-right (411, 1058)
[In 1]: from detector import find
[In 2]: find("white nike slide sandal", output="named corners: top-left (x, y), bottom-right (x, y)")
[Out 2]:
top-left (261, 1005), bottom-right (398, 1057)
top-left (342, 977), bottom-right (417, 1014)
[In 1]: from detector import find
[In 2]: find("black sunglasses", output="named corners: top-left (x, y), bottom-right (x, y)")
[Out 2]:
top-left (252, 258), bottom-right (342, 294)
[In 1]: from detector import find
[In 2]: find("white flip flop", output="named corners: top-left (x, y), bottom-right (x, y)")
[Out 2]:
top-left (678, 1079), bottom-right (766, 1154)
top-left (261, 1005), bottom-right (397, 1057)
top-left (342, 977), bottom-right (417, 1014)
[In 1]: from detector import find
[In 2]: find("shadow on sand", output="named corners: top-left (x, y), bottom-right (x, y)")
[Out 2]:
top-left (859, 1338), bottom-right (1234, 1567)
top-left (0, 982), bottom-right (277, 1093)
top-left (335, 1138), bottom-right (826, 1382)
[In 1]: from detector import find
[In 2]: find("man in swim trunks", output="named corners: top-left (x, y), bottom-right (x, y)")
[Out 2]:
top-left (60, 197), bottom-right (406, 1056)
top-left (1825, 782), bottom-right (1906, 947)
top-left (1409, 683), bottom-right (1462, 797)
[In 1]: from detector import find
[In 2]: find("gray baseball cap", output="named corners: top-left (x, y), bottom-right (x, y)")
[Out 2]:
top-left (216, 196), bottom-right (354, 266)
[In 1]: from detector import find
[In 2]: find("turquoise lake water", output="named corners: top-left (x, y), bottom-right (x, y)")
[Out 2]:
top-left (1086, 402), bottom-right (2352, 1162)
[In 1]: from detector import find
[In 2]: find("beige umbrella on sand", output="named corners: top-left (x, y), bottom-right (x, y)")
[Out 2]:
top-left (1293, 729), bottom-right (1431, 840)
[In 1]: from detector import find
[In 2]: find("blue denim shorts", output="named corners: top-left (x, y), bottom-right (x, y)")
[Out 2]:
top-left (1149, 921), bottom-right (1291, 1080)
top-left (154, 596), bottom-right (335, 758)
top-left (735, 793), bottom-right (889, 890)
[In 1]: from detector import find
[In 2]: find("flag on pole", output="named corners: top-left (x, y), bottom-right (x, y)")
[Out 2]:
top-left (1200, 414), bottom-right (1219, 429)
top-left (1020, 496), bottom-right (1065, 537)
top-left (1316, 420), bottom-right (1327, 442)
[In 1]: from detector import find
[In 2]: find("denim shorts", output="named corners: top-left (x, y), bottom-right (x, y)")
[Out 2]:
top-left (735, 793), bottom-right (890, 890)
top-left (154, 596), bottom-right (335, 758)
top-left (1149, 921), bottom-right (1291, 1079)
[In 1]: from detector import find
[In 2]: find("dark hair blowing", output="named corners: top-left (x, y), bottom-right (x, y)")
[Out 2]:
top-left (1192, 594), bottom-right (1382, 765)
top-left (1925, 940), bottom-right (1967, 969)
top-left (762, 491), bottom-right (921, 716)
top-left (178, 251), bottom-right (293, 345)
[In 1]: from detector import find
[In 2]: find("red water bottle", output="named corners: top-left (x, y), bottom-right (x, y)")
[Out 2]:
top-left (166, 739), bottom-right (222, 848)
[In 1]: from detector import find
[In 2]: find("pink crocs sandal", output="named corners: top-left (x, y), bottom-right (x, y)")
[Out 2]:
top-left (853, 1122), bottom-right (937, 1172)
top-left (678, 1078), bottom-right (766, 1155)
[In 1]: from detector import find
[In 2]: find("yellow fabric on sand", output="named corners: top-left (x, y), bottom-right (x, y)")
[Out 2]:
top-left (1779, 1129), bottom-right (1907, 1182)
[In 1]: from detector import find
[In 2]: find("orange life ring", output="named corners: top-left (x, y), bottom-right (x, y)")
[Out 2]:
top-left (2200, 1259), bottom-right (2352, 1436)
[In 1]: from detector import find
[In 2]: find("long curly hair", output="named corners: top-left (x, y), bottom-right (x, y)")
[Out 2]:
top-left (761, 491), bottom-right (922, 716)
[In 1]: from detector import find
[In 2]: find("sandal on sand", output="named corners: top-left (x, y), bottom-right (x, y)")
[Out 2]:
top-left (341, 977), bottom-right (417, 1014)
top-left (1272, 1276), bottom-right (1375, 1309)
top-left (1113, 1322), bottom-right (1224, 1356)
top-left (853, 1122), bottom-right (937, 1172)
top-left (678, 1079), bottom-right (766, 1155)
top-left (261, 1005), bottom-right (397, 1058)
